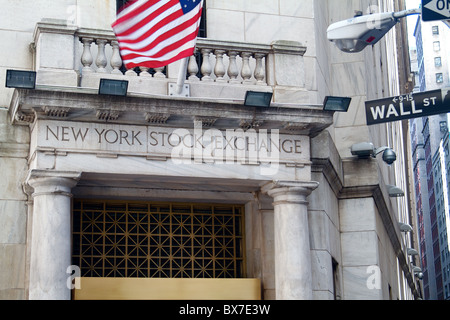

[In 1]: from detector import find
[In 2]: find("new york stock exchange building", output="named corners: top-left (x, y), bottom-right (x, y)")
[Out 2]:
top-left (0, 0), bottom-right (423, 301)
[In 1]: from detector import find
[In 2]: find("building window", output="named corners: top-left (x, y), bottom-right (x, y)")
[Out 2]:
top-left (116, 0), bottom-right (129, 12)
top-left (435, 57), bottom-right (442, 67)
top-left (72, 200), bottom-right (245, 279)
top-left (432, 26), bottom-right (439, 35)
top-left (436, 73), bottom-right (444, 83)
top-left (198, 1), bottom-right (207, 38)
top-left (332, 258), bottom-right (341, 300)
top-left (434, 41), bottom-right (441, 51)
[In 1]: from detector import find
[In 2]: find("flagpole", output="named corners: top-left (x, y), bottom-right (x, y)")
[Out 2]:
top-left (176, 57), bottom-right (189, 95)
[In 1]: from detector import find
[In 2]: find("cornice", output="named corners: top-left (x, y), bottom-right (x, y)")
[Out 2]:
top-left (10, 87), bottom-right (334, 136)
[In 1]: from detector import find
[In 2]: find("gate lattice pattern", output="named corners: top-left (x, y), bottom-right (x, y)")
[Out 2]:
top-left (72, 200), bottom-right (245, 278)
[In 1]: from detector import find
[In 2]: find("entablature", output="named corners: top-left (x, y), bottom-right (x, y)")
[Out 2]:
top-left (10, 87), bottom-right (333, 136)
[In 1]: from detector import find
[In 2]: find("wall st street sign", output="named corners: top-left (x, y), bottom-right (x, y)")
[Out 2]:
top-left (422, 0), bottom-right (450, 21)
top-left (366, 88), bottom-right (450, 125)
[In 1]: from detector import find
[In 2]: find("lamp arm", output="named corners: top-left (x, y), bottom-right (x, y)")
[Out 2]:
top-left (393, 8), bottom-right (421, 19)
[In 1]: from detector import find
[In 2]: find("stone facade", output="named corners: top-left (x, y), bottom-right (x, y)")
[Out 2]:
top-left (0, 0), bottom-right (421, 300)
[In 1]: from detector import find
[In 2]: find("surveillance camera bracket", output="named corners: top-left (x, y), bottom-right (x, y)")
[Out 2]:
top-left (374, 146), bottom-right (389, 157)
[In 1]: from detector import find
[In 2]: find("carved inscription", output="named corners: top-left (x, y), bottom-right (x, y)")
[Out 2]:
top-left (35, 120), bottom-right (309, 164)
top-left (46, 126), bottom-right (142, 146)
top-left (46, 126), bottom-right (89, 142)
top-left (148, 130), bottom-right (302, 154)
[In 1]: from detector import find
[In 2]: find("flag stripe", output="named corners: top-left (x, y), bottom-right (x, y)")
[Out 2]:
top-left (116, 5), bottom-right (184, 45)
top-left (120, 32), bottom-right (198, 68)
top-left (112, 0), bottom-right (203, 70)
top-left (122, 28), bottom-right (199, 60)
top-left (123, 38), bottom-right (197, 63)
top-left (124, 48), bottom-right (194, 69)
top-left (115, 0), bottom-right (152, 20)
top-left (114, 0), bottom-right (161, 28)
top-left (118, 13), bottom-right (199, 65)
top-left (114, 1), bottom-right (176, 38)
top-left (118, 7), bottom-right (201, 54)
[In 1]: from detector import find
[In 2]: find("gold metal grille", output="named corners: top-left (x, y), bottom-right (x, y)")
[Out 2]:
top-left (72, 200), bottom-right (245, 278)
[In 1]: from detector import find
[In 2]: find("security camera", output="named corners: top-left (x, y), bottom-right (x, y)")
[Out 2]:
top-left (407, 248), bottom-right (419, 256)
top-left (350, 143), bottom-right (397, 165)
top-left (382, 148), bottom-right (397, 165)
top-left (415, 272), bottom-right (423, 280)
top-left (375, 146), bottom-right (397, 165)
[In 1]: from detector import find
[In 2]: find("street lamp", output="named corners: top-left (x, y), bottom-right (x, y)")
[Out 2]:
top-left (327, 9), bottom-right (421, 53)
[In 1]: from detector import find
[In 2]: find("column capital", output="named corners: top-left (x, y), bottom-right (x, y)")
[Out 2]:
top-left (26, 170), bottom-right (81, 197)
top-left (262, 180), bottom-right (319, 207)
top-left (262, 180), bottom-right (318, 197)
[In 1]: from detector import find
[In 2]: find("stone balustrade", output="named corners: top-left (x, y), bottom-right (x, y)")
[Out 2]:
top-left (31, 20), bottom-right (307, 101)
top-left (77, 28), bottom-right (167, 78)
top-left (76, 29), bottom-right (272, 86)
top-left (188, 38), bottom-right (271, 85)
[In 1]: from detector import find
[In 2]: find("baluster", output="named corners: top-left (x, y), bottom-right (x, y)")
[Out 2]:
top-left (200, 48), bottom-right (213, 82)
top-left (188, 54), bottom-right (199, 81)
top-left (110, 41), bottom-right (123, 75)
top-left (125, 67), bottom-right (137, 76)
top-left (227, 50), bottom-right (240, 84)
top-left (241, 52), bottom-right (253, 84)
top-left (214, 50), bottom-right (226, 82)
top-left (154, 66), bottom-right (166, 78)
top-left (95, 39), bottom-right (108, 73)
top-left (254, 53), bottom-right (266, 85)
top-left (139, 67), bottom-right (152, 77)
top-left (80, 38), bottom-right (94, 74)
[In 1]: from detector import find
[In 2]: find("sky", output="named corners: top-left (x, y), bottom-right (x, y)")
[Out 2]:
top-left (406, 0), bottom-right (421, 9)
top-left (406, 0), bottom-right (422, 49)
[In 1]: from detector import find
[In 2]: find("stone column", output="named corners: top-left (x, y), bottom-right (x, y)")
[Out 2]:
top-left (263, 181), bottom-right (318, 300)
top-left (26, 170), bottom-right (81, 300)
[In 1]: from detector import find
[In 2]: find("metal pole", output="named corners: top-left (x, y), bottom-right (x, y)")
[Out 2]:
top-left (176, 57), bottom-right (189, 95)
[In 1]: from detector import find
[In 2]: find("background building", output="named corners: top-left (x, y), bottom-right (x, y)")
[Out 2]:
top-left (432, 133), bottom-right (450, 299)
top-left (409, 14), bottom-right (450, 300)
top-left (0, 0), bottom-right (421, 300)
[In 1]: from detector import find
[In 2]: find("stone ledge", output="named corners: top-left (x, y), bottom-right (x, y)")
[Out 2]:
top-left (10, 87), bottom-right (334, 136)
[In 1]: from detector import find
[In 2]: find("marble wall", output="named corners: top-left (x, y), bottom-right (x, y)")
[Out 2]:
top-left (0, 0), bottom-right (115, 300)
top-left (0, 0), bottom-right (420, 300)
top-left (312, 0), bottom-right (418, 300)
top-left (0, 110), bottom-right (29, 299)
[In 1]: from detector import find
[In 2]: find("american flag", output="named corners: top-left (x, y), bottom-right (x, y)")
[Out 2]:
top-left (112, 0), bottom-right (203, 69)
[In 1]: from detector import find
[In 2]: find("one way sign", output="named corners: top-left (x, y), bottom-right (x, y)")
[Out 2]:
top-left (365, 88), bottom-right (450, 125)
top-left (422, 0), bottom-right (450, 21)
